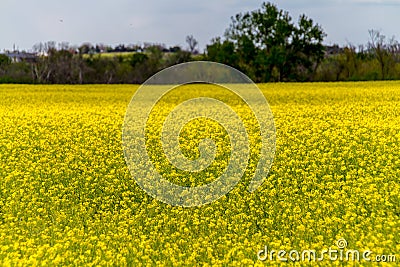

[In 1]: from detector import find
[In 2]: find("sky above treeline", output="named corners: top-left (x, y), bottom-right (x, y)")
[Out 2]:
top-left (1, 0), bottom-right (399, 52)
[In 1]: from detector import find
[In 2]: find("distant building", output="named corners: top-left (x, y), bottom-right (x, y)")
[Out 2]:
top-left (4, 51), bottom-right (37, 63)
top-left (324, 45), bottom-right (343, 56)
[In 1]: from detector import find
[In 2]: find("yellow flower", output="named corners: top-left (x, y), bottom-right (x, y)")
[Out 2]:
top-left (0, 82), bottom-right (398, 266)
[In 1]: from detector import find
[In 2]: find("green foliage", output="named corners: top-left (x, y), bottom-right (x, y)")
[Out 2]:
top-left (315, 41), bottom-right (400, 82)
top-left (129, 53), bottom-right (148, 67)
top-left (165, 50), bottom-right (192, 65)
top-left (206, 38), bottom-right (238, 67)
top-left (0, 54), bottom-right (11, 67)
top-left (206, 2), bottom-right (326, 82)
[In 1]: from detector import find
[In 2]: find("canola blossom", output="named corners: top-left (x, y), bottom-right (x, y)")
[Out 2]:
top-left (122, 62), bottom-right (275, 207)
top-left (0, 82), bottom-right (399, 266)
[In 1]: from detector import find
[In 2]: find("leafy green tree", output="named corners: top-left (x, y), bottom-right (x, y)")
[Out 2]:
top-left (206, 38), bottom-right (238, 68)
top-left (208, 2), bottom-right (326, 82)
top-left (0, 54), bottom-right (11, 66)
top-left (129, 53), bottom-right (148, 67)
top-left (0, 54), bottom-right (11, 74)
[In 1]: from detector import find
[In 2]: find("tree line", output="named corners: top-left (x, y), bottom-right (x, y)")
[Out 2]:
top-left (0, 42), bottom-right (194, 84)
top-left (1, 2), bottom-right (399, 84)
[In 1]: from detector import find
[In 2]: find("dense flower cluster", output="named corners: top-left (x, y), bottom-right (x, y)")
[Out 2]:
top-left (0, 82), bottom-right (399, 266)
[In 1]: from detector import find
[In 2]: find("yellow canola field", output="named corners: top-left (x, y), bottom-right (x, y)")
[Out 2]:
top-left (0, 82), bottom-right (399, 266)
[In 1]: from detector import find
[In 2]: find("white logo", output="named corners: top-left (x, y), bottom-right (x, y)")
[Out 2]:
top-left (122, 61), bottom-right (276, 207)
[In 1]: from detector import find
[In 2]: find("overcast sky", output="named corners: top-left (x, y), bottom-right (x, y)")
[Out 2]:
top-left (1, 0), bottom-right (399, 52)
